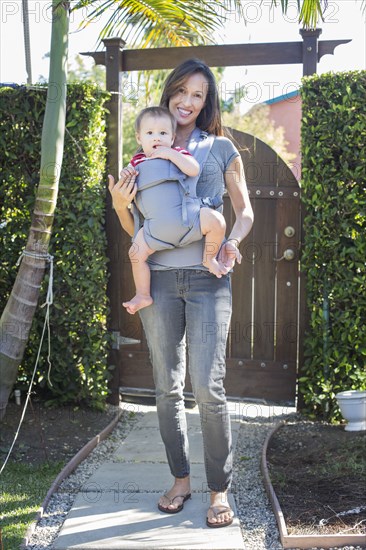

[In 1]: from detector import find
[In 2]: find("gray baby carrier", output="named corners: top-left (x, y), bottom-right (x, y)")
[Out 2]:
top-left (132, 129), bottom-right (222, 251)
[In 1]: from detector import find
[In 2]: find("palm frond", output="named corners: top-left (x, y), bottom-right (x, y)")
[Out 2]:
top-left (270, 0), bottom-right (333, 29)
top-left (271, 0), bottom-right (301, 11)
top-left (299, 0), bottom-right (327, 29)
top-left (73, 0), bottom-right (245, 48)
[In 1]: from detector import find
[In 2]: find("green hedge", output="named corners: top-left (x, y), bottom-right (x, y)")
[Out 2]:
top-left (300, 71), bottom-right (366, 420)
top-left (0, 83), bottom-right (111, 410)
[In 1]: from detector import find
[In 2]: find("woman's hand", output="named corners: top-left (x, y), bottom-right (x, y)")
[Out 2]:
top-left (108, 166), bottom-right (138, 211)
top-left (218, 239), bottom-right (242, 272)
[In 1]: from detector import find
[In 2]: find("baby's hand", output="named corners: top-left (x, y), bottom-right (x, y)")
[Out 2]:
top-left (149, 146), bottom-right (173, 161)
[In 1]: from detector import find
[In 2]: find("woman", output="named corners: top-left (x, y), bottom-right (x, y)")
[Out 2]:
top-left (108, 59), bottom-right (254, 528)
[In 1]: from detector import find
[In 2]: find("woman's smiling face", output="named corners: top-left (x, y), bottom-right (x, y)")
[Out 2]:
top-left (168, 72), bottom-right (209, 128)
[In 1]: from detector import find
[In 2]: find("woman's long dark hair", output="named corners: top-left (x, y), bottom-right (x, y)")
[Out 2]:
top-left (160, 59), bottom-right (224, 136)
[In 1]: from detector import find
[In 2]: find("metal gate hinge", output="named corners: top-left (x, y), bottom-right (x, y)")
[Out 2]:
top-left (112, 331), bottom-right (140, 349)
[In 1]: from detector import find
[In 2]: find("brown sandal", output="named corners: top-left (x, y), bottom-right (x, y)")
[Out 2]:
top-left (206, 505), bottom-right (234, 528)
top-left (158, 492), bottom-right (191, 514)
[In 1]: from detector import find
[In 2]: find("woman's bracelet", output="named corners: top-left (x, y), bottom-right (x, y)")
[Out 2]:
top-left (227, 238), bottom-right (240, 248)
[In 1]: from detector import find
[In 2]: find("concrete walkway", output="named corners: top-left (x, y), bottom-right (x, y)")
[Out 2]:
top-left (53, 404), bottom-right (245, 550)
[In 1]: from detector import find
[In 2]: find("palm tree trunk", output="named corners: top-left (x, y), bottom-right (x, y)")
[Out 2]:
top-left (0, 0), bottom-right (69, 420)
top-left (22, 0), bottom-right (32, 84)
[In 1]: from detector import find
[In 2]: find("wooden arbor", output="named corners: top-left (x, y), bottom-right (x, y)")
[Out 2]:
top-left (84, 29), bottom-right (350, 181)
top-left (83, 29), bottom-right (350, 405)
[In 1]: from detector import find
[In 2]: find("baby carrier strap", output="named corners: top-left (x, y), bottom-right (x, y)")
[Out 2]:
top-left (180, 129), bottom-right (216, 226)
top-left (186, 129), bottom-right (214, 179)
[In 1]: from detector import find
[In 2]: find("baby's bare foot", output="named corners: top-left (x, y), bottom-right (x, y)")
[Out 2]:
top-left (122, 294), bottom-right (153, 314)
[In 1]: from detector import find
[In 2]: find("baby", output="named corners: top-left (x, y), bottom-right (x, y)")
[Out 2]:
top-left (122, 106), bottom-right (227, 314)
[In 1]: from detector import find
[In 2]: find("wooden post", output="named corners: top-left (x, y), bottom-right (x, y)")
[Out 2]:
top-left (298, 28), bottom-right (321, 409)
top-left (300, 28), bottom-right (322, 76)
top-left (103, 37), bottom-right (125, 175)
top-left (103, 37), bottom-right (125, 405)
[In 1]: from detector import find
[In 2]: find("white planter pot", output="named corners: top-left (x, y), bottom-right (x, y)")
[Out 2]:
top-left (335, 390), bottom-right (366, 431)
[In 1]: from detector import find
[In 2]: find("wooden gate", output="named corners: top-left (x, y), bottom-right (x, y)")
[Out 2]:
top-left (109, 129), bottom-right (302, 405)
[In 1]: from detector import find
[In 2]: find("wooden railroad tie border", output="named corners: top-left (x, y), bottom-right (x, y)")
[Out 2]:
top-left (261, 422), bottom-right (366, 549)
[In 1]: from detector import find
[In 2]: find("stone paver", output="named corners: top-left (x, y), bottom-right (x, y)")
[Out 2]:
top-left (84, 462), bottom-right (209, 493)
top-left (53, 404), bottom-right (246, 550)
top-left (53, 493), bottom-right (242, 549)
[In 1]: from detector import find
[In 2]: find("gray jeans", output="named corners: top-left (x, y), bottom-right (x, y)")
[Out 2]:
top-left (139, 269), bottom-right (233, 492)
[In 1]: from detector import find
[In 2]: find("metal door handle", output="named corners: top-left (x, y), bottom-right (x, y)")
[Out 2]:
top-left (274, 249), bottom-right (295, 261)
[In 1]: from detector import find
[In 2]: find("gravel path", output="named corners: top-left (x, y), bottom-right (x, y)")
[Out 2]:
top-left (26, 406), bottom-right (143, 550)
top-left (25, 403), bottom-right (364, 550)
top-left (232, 417), bottom-right (283, 550)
